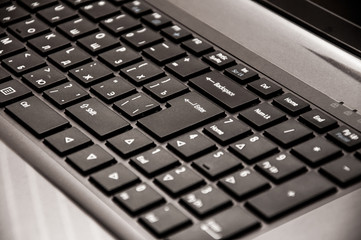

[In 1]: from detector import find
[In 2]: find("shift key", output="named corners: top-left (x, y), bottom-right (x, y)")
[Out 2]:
top-left (138, 92), bottom-right (224, 141)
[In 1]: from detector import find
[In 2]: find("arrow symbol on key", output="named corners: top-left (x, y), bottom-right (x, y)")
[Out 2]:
top-left (124, 139), bottom-right (134, 145)
top-left (176, 140), bottom-right (186, 147)
top-left (86, 153), bottom-right (97, 160)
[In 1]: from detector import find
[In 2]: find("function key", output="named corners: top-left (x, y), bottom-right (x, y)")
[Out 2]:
top-left (38, 4), bottom-right (78, 25)
top-left (99, 46), bottom-right (142, 70)
top-left (143, 76), bottom-right (189, 102)
top-left (0, 34), bottom-right (25, 59)
top-left (28, 32), bottom-right (71, 55)
top-left (3, 51), bottom-right (45, 76)
top-left (100, 13), bottom-right (142, 36)
top-left (143, 42), bottom-right (186, 65)
top-left (161, 25), bottom-right (192, 43)
top-left (90, 77), bottom-right (136, 103)
top-left (327, 125), bottom-right (361, 151)
top-left (8, 18), bottom-right (49, 40)
top-left (57, 18), bottom-right (98, 40)
top-left (225, 64), bottom-right (259, 84)
top-left (202, 50), bottom-right (236, 70)
top-left (80, 1), bottom-right (119, 21)
top-left (165, 56), bottom-right (210, 80)
top-left (299, 109), bottom-right (338, 133)
top-left (0, 4), bottom-right (29, 26)
top-left (120, 60), bottom-right (165, 85)
top-left (273, 93), bottom-right (310, 116)
top-left (247, 78), bottom-right (282, 98)
top-left (22, 66), bottom-right (67, 92)
top-left (19, 0), bottom-right (57, 12)
top-left (181, 37), bottom-right (213, 56)
top-left (122, 0), bottom-right (152, 17)
top-left (77, 31), bottom-right (120, 55)
top-left (69, 61), bottom-right (113, 87)
top-left (141, 12), bottom-right (171, 29)
top-left (121, 27), bottom-right (163, 50)
top-left (48, 46), bottom-right (91, 71)
top-left (0, 80), bottom-right (32, 106)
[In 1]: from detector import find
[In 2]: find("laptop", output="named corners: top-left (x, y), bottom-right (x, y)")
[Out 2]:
top-left (0, 0), bottom-right (360, 239)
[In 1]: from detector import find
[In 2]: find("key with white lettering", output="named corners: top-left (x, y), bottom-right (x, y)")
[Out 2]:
top-left (143, 41), bottom-right (186, 65)
top-left (143, 76), bottom-right (189, 102)
top-left (77, 31), bottom-right (119, 55)
top-left (69, 61), bottom-right (113, 86)
top-left (48, 46), bottom-right (91, 71)
top-left (327, 126), bottom-right (361, 151)
top-left (90, 77), bottom-right (136, 103)
top-left (8, 18), bottom-right (49, 40)
top-left (99, 46), bottom-right (142, 70)
top-left (3, 51), bottom-right (45, 75)
top-left (165, 56), bottom-right (210, 80)
top-left (0, 4), bottom-right (29, 26)
top-left (38, 4), bottom-right (78, 26)
top-left (57, 17), bottom-right (98, 40)
top-left (225, 64), bottom-right (259, 84)
top-left (100, 13), bottom-right (142, 36)
top-left (0, 34), bottom-right (25, 59)
top-left (0, 80), bottom-right (32, 107)
top-left (120, 60), bottom-right (165, 85)
top-left (121, 27), bottom-right (163, 50)
top-left (162, 25), bottom-right (192, 43)
top-left (23, 66), bottom-right (67, 92)
top-left (28, 32), bottom-right (71, 55)
top-left (273, 93), bottom-right (310, 116)
top-left (247, 78), bottom-right (282, 98)
top-left (299, 109), bottom-right (338, 133)
top-left (202, 50), bottom-right (236, 70)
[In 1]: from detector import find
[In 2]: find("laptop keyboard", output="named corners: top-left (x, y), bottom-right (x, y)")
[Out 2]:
top-left (1, 0), bottom-right (361, 239)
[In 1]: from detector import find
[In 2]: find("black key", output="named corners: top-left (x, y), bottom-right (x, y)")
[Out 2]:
top-left (238, 102), bottom-right (287, 130)
top-left (43, 81), bottom-right (89, 108)
top-left (113, 92), bottom-right (161, 120)
top-left (273, 93), bottom-right (310, 116)
top-left (114, 183), bottom-right (165, 215)
top-left (181, 37), bottom-right (213, 56)
top-left (66, 144), bottom-right (116, 174)
top-left (138, 91), bottom-right (224, 141)
top-left (121, 27), bottom-right (163, 50)
top-left (80, 1), bottom-right (119, 21)
top-left (247, 78), bottom-right (283, 98)
top-left (0, 35), bottom-right (25, 59)
top-left (167, 131), bottom-right (216, 161)
top-left (0, 80), bottom-right (32, 106)
top-left (8, 18), bottom-right (49, 40)
top-left (20, 0), bottom-right (57, 11)
top-left (23, 66), bottom-right (67, 92)
top-left (165, 56), bottom-right (210, 80)
top-left (189, 72), bottom-right (259, 112)
top-left (327, 126), bottom-right (361, 151)
top-left (44, 127), bottom-right (92, 155)
top-left (120, 60), bottom-right (165, 85)
top-left (204, 117), bottom-right (251, 145)
top-left (3, 51), bottom-right (45, 76)
top-left (28, 32), bottom-right (71, 55)
top-left (180, 185), bottom-right (232, 218)
top-left (38, 4), bottom-right (78, 25)
top-left (225, 64), bottom-right (259, 84)
top-left (299, 109), bottom-right (338, 133)
top-left (143, 42), bottom-right (186, 65)
top-left (202, 50), bottom-right (236, 70)
top-left (246, 172), bottom-right (335, 220)
top-left (77, 31), bottom-right (119, 55)
top-left (0, 4), bottom-right (29, 26)
top-left (63, 0), bottom-right (92, 8)
top-left (99, 45), bottom-right (142, 70)
top-left (57, 18), bottom-right (98, 40)
top-left (170, 206), bottom-right (259, 240)
top-left (320, 156), bottom-right (361, 186)
top-left (141, 12), bottom-right (171, 29)
top-left (48, 46), bottom-right (91, 71)
top-left (161, 25), bottom-right (192, 43)
top-left (66, 98), bottom-right (130, 139)
top-left (0, 67), bottom-right (11, 82)
top-left (106, 129), bottom-right (154, 157)
top-left (69, 61), bottom-right (113, 87)
top-left (122, 0), bottom-right (152, 17)
top-left (264, 119), bottom-right (314, 148)
top-left (5, 96), bottom-right (69, 137)
top-left (90, 164), bottom-right (139, 194)
top-left (143, 76), bottom-right (189, 102)
top-left (292, 137), bottom-right (341, 166)
top-left (139, 204), bottom-right (191, 238)
top-left (218, 169), bottom-right (270, 200)
top-left (100, 13), bottom-right (142, 36)
top-left (90, 77), bottom-right (136, 103)
top-left (229, 134), bottom-right (278, 163)
top-left (255, 153), bottom-right (306, 183)
top-left (155, 166), bottom-right (205, 197)
top-left (130, 147), bottom-right (179, 177)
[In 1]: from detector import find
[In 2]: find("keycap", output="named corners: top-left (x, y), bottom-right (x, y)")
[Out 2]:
top-left (167, 131), bottom-right (216, 161)
top-left (0, 34), bottom-right (25, 59)
top-left (225, 64), bottom-right (259, 84)
top-left (141, 12), bottom-right (171, 29)
top-left (181, 37), bottom-right (213, 56)
top-left (139, 204), bottom-right (191, 238)
top-left (0, 80), bottom-right (32, 107)
top-left (165, 56), bottom-right (210, 80)
top-left (100, 13), bottom-right (142, 36)
top-left (80, 1), bottom-right (119, 21)
top-left (113, 92), bottom-right (161, 120)
top-left (90, 164), bottom-right (140, 194)
top-left (48, 46), bottom-right (91, 71)
top-left (67, 144), bottom-right (116, 175)
top-left (142, 42), bottom-right (186, 65)
top-left (120, 60), bottom-right (165, 85)
top-left (28, 32), bottom-right (71, 55)
top-left (8, 18), bottom-right (49, 40)
top-left (161, 25), bottom-right (192, 43)
top-left (122, 0), bottom-right (152, 17)
top-left (99, 46), bottom-right (142, 70)
top-left (106, 129), bottom-right (155, 157)
top-left (57, 18), bottom-right (98, 40)
top-left (155, 166), bottom-right (205, 197)
top-left (203, 117), bottom-right (251, 145)
top-left (190, 72), bottom-right (259, 112)
top-left (143, 76), bottom-right (189, 102)
top-left (66, 98), bottom-right (130, 139)
top-left (229, 134), bottom-right (278, 163)
top-left (170, 206), bottom-right (260, 240)
top-left (218, 169), bottom-right (270, 200)
top-left (19, 0), bottom-right (57, 11)
top-left (246, 172), bottom-right (336, 220)
top-left (44, 127), bottom-right (92, 155)
top-left (121, 27), bottom-right (163, 50)
top-left (0, 4), bottom-right (29, 26)
top-left (69, 61), bottom-right (114, 86)
top-left (138, 91), bottom-right (224, 141)
top-left (327, 126), bottom-right (361, 151)
top-left (6, 96), bottom-right (69, 138)
top-left (0, 67), bottom-right (11, 82)
top-left (273, 93), bottom-right (310, 116)
top-left (3, 51), bottom-right (45, 76)
top-left (291, 137), bottom-right (341, 166)
top-left (299, 109), bottom-right (338, 133)
top-left (238, 102), bottom-right (287, 130)
top-left (320, 156), bottom-right (361, 186)
top-left (255, 153), bottom-right (306, 183)
top-left (264, 119), bottom-right (314, 148)
top-left (180, 185), bottom-right (232, 218)
top-left (192, 150), bottom-right (242, 180)
top-left (247, 78), bottom-right (282, 98)
top-left (90, 77), bottom-right (136, 103)
top-left (43, 81), bottom-right (89, 108)
top-left (77, 31), bottom-right (120, 54)
top-left (22, 66), bottom-right (67, 92)
top-left (114, 183), bottom-right (165, 215)
top-left (202, 50), bottom-right (236, 70)
top-left (130, 147), bottom-right (179, 177)
top-left (38, 4), bottom-right (78, 25)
